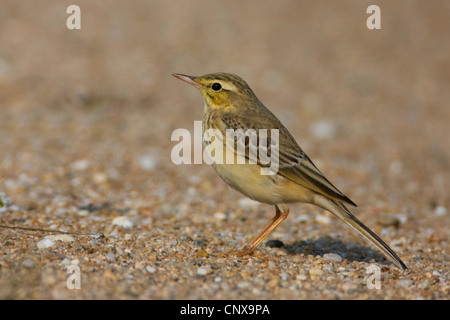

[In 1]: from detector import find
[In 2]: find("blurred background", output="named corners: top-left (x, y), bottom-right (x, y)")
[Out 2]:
top-left (0, 0), bottom-right (448, 299)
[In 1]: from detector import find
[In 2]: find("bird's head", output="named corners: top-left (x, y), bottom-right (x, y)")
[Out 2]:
top-left (173, 72), bottom-right (257, 110)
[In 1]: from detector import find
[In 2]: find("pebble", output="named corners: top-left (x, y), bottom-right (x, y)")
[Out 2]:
top-left (280, 272), bottom-right (290, 281)
top-left (315, 214), bottom-right (331, 225)
top-left (71, 259), bottom-right (80, 265)
top-left (37, 238), bottom-right (55, 249)
top-left (237, 281), bottom-right (251, 289)
top-left (418, 280), bottom-right (429, 289)
top-left (0, 192), bottom-right (12, 207)
top-left (22, 259), bottom-right (35, 268)
top-left (106, 252), bottom-right (116, 261)
top-left (124, 234), bottom-right (133, 240)
top-left (265, 239), bottom-right (284, 248)
top-left (238, 198), bottom-right (260, 210)
top-left (47, 235), bottom-right (75, 243)
top-left (267, 279), bottom-right (279, 287)
top-left (397, 279), bottom-right (414, 288)
top-left (309, 268), bottom-right (324, 276)
top-left (112, 216), bottom-right (134, 230)
top-left (296, 274), bottom-right (308, 281)
top-left (146, 266), bottom-right (156, 274)
top-left (433, 206), bottom-right (446, 216)
top-left (432, 271), bottom-right (445, 283)
top-left (61, 258), bottom-right (71, 266)
top-left (323, 253), bottom-right (343, 263)
top-left (193, 239), bottom-right (207, 247)
top-left (197, 266), bottom-right (212, 276)
top-left (310, 120), bottom-right (336, 139)
top-left (93, 172), bottom-right (108, 184)
top-left (213, 212), bottom-right (227, 220)
top-left (193, 249), bottom-right (209, 258)
top-left (71, 159), bottom-right (89, 171)
top-left (342, 282), bottom-right (358, 293)
top-left (377, 215), bottom-right (400, 228)
top-left (138, 154), bottom-right (158, 171)
top-left (295, 214), bottom-right (309, 223)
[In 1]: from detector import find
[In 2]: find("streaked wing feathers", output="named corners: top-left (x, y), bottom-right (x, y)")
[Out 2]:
top-left (220, 111), bottom-right (356, 207)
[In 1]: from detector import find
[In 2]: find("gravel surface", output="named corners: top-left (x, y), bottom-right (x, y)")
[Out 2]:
top-left (0, 1), bottom-right (448, 300)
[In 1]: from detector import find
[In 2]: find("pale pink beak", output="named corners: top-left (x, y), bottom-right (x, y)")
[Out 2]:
top-left (172, 73), bottom-right (201, 89)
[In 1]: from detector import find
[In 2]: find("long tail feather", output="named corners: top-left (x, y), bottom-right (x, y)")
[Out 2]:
top-left (315, 197), bottom-right (407, 270)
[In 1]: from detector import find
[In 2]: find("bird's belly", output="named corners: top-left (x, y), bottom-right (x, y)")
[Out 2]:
top-left (211, 162), bottom-right (311, 205)
top-left (212, 163), bottom-right (277, 204)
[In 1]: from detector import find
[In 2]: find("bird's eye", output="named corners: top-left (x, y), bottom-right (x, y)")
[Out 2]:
top-left (211, 83), bottom-right (222, 91)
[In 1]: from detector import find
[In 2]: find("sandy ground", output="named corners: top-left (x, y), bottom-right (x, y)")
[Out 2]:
top-left (0, 1), bottom-right (448, 300)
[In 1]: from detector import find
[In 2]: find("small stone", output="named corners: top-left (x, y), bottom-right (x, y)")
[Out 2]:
top-left (377, 215), bottom-right (400, 228)
top-left (295, 214), bottom-right (309, 223)
top-left (310, 120), bottom-right (336, 139)
top-left (342, 282), bottom-right (358, 293)
top-left (37, 238), bottom-right (55, 249)
top-left (268, 279), bottom-right (279, 287)
top-left (112, 216), bottom-right (134, 230)
top-left (106, 252), bottom-right (116, 261)
top-left (145, 266), bottom-right (156, 274)
top-left (0, 192), bottom-right (12, 207)
top-left (418, 280), bottom-right (429, 289)
top-left (93, 172), bottom-right (108, 184)
top-left (315, 214), bottom-right (331, 225)
top-left (296, 274), bottom-right (308, 281)
top-left (397, 279), bottom-right (414, 288)
top-left (356, 293), bottom-right (370, 300)
top-left (275, 249), bottom-right (287, 256)
top-left (77, 209), bottom-right (89, 216)
top-left (314, 258), bottom-right (324, 265)
top-left (22, 259), bottom-right (35, 268)
top-left (238, 198), bottom-right (259, 210)
top-left (47, 235), bottom-right (75, 243)
top-left (280, 272), bottom-right (289, 281)
top-left (61, 258), bottom-right (71, 266)
top-left (138, 155), bottom-right (158, 171)
top-left (323, 253), bottom-right (343, 263)
top-left (71, 159), bottom-right (89, 171)
top-left (197, 266), bottom-right (212, 276)
top-left (237, 281), bottom-right (251, 289)
top-left (213, 212), bottom-right (227, 220)
top-left (70, 259), bottom-right (80, 265)
top-left (433, 206), bottom-right (446, 216)
top-left (309, 267), bottom-right (324, 276)
top-left (193, 249), bottom-right (209, 258)
top-left (193, 239), bottom-right (207, 247)
top-left (265, 239), bottom-right (284, 248)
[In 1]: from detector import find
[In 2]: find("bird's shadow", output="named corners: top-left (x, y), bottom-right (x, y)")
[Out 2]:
top-left (273, 236), bottom-right (392, 267)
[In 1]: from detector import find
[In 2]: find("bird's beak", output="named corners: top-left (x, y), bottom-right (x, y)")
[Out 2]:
top-left (172, 73), bottom-right (201, 89)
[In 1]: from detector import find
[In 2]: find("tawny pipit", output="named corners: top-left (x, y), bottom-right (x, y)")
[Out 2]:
top-left (173, 72), bottom-right (407, 270)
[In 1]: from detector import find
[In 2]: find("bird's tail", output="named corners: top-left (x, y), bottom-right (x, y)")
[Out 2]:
top-left (315, 196), bottom-right (407, 270)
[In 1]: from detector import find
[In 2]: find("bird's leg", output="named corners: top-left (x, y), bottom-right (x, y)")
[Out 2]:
top-left (233, 205), bottom-right (290, 257)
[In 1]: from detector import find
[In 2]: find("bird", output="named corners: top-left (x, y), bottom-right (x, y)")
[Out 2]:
top-left (172, 72), bottom-right (407, 270)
